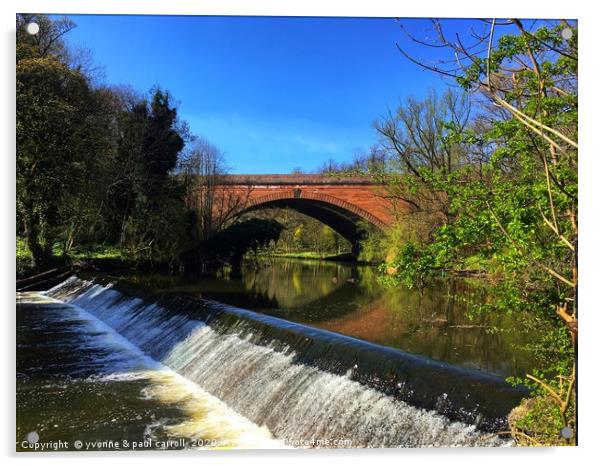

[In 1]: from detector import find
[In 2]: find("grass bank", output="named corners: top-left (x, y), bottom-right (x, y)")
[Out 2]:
top-left (254, 250), bottom-right (363, 263)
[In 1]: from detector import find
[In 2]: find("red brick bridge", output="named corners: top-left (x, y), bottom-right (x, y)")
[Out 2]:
top-left (215, 174), bottom-right (398, 255)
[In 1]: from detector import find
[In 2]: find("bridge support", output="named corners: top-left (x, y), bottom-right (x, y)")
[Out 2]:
top-left (351, 241), bottom-right (361, 259)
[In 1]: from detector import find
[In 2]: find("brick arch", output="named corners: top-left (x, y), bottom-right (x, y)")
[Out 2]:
top-left (241, 191), bottom-right (388, 230)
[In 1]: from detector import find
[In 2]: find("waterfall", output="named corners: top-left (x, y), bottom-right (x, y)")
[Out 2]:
top-left (17, 292), bottom-right (282, 449)
top-left (47, 276), bottom-right (521, 448)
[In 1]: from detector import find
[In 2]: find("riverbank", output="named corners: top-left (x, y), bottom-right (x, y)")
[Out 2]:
top-left (16, 236), bottom-right (373, 282)
top-left (16, 240), bottom-right (186, 281)
top-left (255, 251), bottom-right (371, 263)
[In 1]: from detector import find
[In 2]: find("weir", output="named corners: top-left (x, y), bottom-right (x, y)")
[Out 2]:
top-left (47, 275), bottom-right (526, 447)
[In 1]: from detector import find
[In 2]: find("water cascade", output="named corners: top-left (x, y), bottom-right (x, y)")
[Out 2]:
top-left (47, 276), bottom-right (526, 448)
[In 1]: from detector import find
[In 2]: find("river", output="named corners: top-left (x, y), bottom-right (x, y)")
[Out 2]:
top-left (16, 258), bottom-right (533, 450)
top-left (119, 258), bottom-right (535, 378)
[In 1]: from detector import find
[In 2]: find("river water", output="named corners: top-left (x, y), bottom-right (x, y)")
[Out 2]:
top-left (16, 258), bottom-right (533, 450)
top-left (16, 293), bottom-right (281, 451)
top-left (120, 258), bottom-right (535, 378)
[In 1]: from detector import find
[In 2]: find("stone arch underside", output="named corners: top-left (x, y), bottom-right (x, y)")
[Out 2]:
top-left (238, 191), bottom-right (387, 254)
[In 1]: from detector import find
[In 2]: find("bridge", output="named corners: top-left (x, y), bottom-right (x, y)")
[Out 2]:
top-left (215, 174), bottom-right (398, 256)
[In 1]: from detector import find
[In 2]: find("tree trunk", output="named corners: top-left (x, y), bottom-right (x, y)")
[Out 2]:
top-left (23, 213), bottom-right (51, 270)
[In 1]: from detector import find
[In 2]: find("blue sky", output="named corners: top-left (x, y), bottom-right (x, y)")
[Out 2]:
top-left (57, 15), bottom-right (476, 173)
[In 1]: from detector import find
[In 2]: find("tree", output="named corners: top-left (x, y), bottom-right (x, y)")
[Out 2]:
top-left (179, 138), bottom-right (248, 241)
top-left (16, 15), bottom-right (201, 271)
top-left (316, 146), bottom-right (387, 176)
top-left (240, 207), bottom-right (351, 256)
top-left (143, 90), bottom-right (185, 194)
top-left (16, 14), bottom-right (75, 62)
top-left (389, 19), bottom-right (577, 444)
top-left (16, 15), bottom-right (106, 267)
top-left (316, 224), bottom-right (339, 254)
top-left (374, 88), bottom-right (472, 223)
top-left (103, 87), bottom-right (189, 260)
top-left (56, 86), bottom-right (121, 253)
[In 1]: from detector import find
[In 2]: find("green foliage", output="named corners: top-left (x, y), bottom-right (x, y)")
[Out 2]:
top-left (508, 391), bottom-right (576, 446)
top-left (386, 19), bottom-right (578, 442)
top-left (358, 216), bottom-right (434, 264)
top-left (68, 245), bottom-right (126, 260)
top-left (16, 238), bottom-right (34, 278)
top-left (16, 48), bottom-right (98, 267)
top-left (357, 228), bottom-right (386, 262)
top-left (243, 208), bottom-right (350, 256)
top-left (16, 14), bottom-right (197, 273)
top-left (16, 238), bottom-right (31, 261)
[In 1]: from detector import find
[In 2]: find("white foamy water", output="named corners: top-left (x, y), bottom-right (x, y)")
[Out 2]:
top-left (18, 291), bottom-right (283, 449)
top-left (45, 277), bottom-right (513, 448)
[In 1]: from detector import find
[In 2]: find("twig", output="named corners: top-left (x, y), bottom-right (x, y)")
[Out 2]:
top-left (485, 201), bottom-right (575, 287)
top-left (486, 19), bottom-right (496, 90)
top-left (525, 373), bottom-right (564, 406)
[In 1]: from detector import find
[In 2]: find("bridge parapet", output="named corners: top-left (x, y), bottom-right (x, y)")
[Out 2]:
top-left (219, 174), bottom-right (382, 186)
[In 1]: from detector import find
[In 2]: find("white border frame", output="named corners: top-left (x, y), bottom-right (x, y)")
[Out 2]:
top-left (3, 2), bottom-right (599, 465)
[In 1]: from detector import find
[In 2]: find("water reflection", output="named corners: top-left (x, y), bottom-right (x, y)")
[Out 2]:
top-left (119, 258), bottom-right (535, 378)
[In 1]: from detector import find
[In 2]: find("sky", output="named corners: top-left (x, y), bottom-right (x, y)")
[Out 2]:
top-left (55, 15), bottom-right (480, 174)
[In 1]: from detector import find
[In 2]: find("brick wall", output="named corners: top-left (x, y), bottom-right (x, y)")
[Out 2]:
top-left (215, 175), bottom-right (404, 228)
